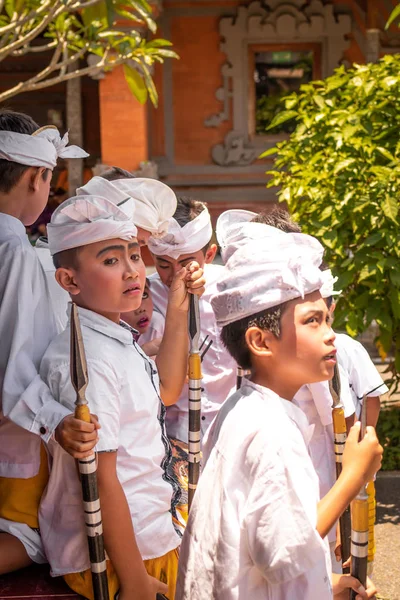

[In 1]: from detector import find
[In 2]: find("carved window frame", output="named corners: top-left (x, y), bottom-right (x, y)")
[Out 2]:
top-left (206, 0), bottom-right (351, 167)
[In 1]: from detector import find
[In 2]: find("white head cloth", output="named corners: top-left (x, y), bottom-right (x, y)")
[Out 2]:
top-left (211, 228), bottom-right (324, 327)
top-left (78, 177), bottom-right (177, 237)
top-left (147, 206), bottom-right (213, 259)
top-left (47, 195), bottom-right (137, 256)
top-left (216, 209), bottom-right (257, 263)
top-left (0, 126), bottom-right (88, 169)
top-left (320, 269), bottom-right (341, 298)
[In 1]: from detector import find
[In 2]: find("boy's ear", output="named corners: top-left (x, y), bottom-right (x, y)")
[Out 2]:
top-left (245, 327), bottom-right (276, 359)
top-left (29, 167), bottom-right (48, 192)
top-left (55, 267), bottom-right (80, 295)
top-left (205, 243), bottom-right (217, 264)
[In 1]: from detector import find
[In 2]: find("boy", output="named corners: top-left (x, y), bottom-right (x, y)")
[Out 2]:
top-left (0, 110), bottom-right (96, 574)
top-left (121, 278), bottom-right (165, 348)
top-left (38, 193), bottom-right (205, 600)
top-left (36, 174), bottom-right (178, 330)
top-left (176, 231), bottom-right (382, 600)
top-left (147, 197), bottom-right (237, 442)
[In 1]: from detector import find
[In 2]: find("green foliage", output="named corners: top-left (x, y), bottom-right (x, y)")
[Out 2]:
top-left (265, 56), bottom-right (400, 388)
top-left (376, 408), bottom-right (400, 471)
top-left (0, 0), bottom-right (178, 106)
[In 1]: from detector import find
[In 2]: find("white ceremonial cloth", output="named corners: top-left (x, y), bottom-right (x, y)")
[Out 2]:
top-left (138, 310), bottom-right (165, 347)
top-left (335, 333), bottom-right (388, 418)
top-left (35, 238), bottom-right (69, 333)
top-left (148, 208), bottom-right (213, 260)
top-left (47, 195), bottom-right (137, 255)
top-left (0, 213), bottom-right (70, 480)
top-left (176, 380), bottom-right (332, 600)
top-left (39, 306), bottom-right (180, 575)
top-left (0, 127), bottom-right (88, 169)
top-left (216, 209), bottom-right (257, 263)
top-left (293, 363), bottom-right (354, 545)
top-left (149, 264), bottom-right (237, 442)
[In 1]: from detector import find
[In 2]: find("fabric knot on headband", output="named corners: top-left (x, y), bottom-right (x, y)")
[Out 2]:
top-left (0, 125), bottom-right (88, 170)
top-left (148, 206), bottom-right (213, 259)
top-left (47, 195), bottom-right (137, 256)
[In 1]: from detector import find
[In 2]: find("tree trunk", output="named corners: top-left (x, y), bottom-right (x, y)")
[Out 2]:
top-left (66, 70), bottom-right (84, 194)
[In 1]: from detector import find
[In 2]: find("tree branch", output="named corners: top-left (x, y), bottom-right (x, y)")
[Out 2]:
top-left (0, 1), bottom-right (52, 37)
top-left (11, 40), bottom-right (58, 56)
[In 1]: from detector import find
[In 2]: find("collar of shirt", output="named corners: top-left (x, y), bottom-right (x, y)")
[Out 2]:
top-left (66, 303), bottom-right (138, 346)
top-left (0, 212), bottom-right (29, 242)
top-left (244, 379), bottom-right (315, 446)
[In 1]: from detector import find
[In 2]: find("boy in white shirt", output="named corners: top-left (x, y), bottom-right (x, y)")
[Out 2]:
top-left (176, 229), bottom-right (382, 600)
top-left (39, 194), bottom-right (205, 600)
top-left (0, 110), bottom-right (96, 574)
top-left (147, 197), bottom-right (237, 442)
top-left (122, 278), bottom-right (165, 349)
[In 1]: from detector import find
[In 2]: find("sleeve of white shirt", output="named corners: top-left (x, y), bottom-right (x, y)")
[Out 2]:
top-left (341, 336), bottom-right (388, 400)
top-left (0, 245), bottom-right (70, 442)
top-left (244, 432), bottom-right (327, 586)
top-left (47, 359), bottom-right (121, 451)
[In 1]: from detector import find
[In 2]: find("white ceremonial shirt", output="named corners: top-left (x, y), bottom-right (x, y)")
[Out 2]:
top-left (0, 214), bottom-right (70, 479)
top-left (293, 365), bottom-right (354, 544)
top-left (335, 333), bottom-right (388, 418)
top-left (35, 238), bottom-right (69, 333)
top-left (39, 306), bottom-right (181, 576)
top-left (149, 263), bottom-right (237, 442)
top-left (176, 380), bottom-right (332, 600)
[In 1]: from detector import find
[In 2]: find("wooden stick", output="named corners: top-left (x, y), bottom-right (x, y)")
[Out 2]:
top-left (188, 294), bottom-right (202, 511)
top-left (70, 303), bottom-right (109, 600)
top-left (329, 364), bottom-right (351, 573)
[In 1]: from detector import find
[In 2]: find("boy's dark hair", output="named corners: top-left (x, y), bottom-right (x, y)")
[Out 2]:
top-left (174, 196), bottom-right (212, 253)
top-left (221, 304), bottom-right (287, 370)
top-left (251, 206), bottom-right (301, 234)
top-left (0, 109), bottom-right (44, 193)
top-left (100, 166), bottom-right (135, 181)
top-left (52, 247), bottom-right (81, 270)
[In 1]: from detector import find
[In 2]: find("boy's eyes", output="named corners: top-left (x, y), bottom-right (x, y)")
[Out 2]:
top-left (103, 257), bottom-right (117, 266)
top-left (142, 291), bottom-right (149, 299)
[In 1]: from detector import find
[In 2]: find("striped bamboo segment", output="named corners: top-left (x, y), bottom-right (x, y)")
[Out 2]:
top-left (188, 294), bottom-right (202, 511)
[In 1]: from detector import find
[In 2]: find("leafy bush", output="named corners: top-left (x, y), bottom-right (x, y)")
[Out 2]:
top-left (376, 408), bottom-right (400, 471)
top-left (264, 55), bottom-right (400, 388)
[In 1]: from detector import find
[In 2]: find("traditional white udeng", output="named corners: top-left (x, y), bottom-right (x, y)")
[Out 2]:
top-left (0, 126), bottom-right (88, 169)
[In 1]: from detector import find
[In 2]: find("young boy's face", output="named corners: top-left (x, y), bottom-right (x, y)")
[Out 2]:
top-left (152, 244), bottom-right (217, 287)
top-left (121, 282), bottom-right (153, 334)
top-left (251, 291), bottom-right (336, 399)
top-left (59, 237), bottom-right (146, 322)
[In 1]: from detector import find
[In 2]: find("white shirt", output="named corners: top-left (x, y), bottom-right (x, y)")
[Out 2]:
top-left (149, 264), bottom-right (237, 442)
top-left (335, 333), bottom-right (388, 417)
top-left (39, 306), bottom-right (180, 576)
top-left (293, 365), bottom-right (354, 543)
top-left (35, 238), bottom-right (69, 333)
top-left (0, 214), bottom-right (70, 479)
top-left (176, 381), bottom-right (332, 600)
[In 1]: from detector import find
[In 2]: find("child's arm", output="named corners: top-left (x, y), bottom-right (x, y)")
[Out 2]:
top-left (365, 396), bottom-right (380, 428)
top-left (317, 422), bottom-right (382, 538)
top-left (156, 262), bottom-right (205, 406)
top-left (97, 452), bottom-right (167, 600)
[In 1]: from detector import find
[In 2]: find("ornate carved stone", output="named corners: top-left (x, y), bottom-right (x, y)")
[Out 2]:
top-left (207, 0), bottom-right (352, 166)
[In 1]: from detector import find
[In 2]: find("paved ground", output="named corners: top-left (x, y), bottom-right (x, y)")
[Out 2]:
top-left (373, 472), bottom-right (400, 600)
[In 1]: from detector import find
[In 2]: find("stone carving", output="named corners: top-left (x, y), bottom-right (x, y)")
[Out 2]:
top-left (207, 0), bottom-right (352, 166)
top-left (212, 131), bottom-right (257, 166)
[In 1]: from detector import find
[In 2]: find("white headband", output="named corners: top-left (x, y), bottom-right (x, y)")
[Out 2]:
top-left (47, 195), bottom-right (137, 256)
top-left (112, 178), bottom-right (177, 237)
top-left (320, 269), bottom-right (341, 298)
top-left (211, 231), bottom-right (324, 327)
top-left (148, 206), bottom-right (213, 259)
top-left (77, 177), bottom-right (133, 209)
top-left (0, 126), bottom-right (88, 170)
top-left (216, 209), bottom-right (257, 263)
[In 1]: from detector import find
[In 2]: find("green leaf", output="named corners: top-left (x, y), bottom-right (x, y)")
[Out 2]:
top-left (381, 195), bottom-right (399, 223)
top-left (259, 147), bottom-right (278, 158)
top-left (123, 64), bottom-right (147, 104)
top-left (363, 231), bottom-right (384, 246)
top-left (266, 110), bottom-right (297, 130)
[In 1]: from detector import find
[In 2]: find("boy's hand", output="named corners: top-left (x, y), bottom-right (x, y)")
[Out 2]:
top-left (55, 413), bottom-right (100, 458)
top-left (342, 422), bottom-right (382, 490)
top-left (119, 576), bottom-right (168, 600)
top-left (141, 338), bottom-right (162, 358)
top-left (332, 573), bottom-right (377, 599)
top-left (168, 261), bottom-right (205, 312)
top-left (149, 575), bottom-right (168, 597)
